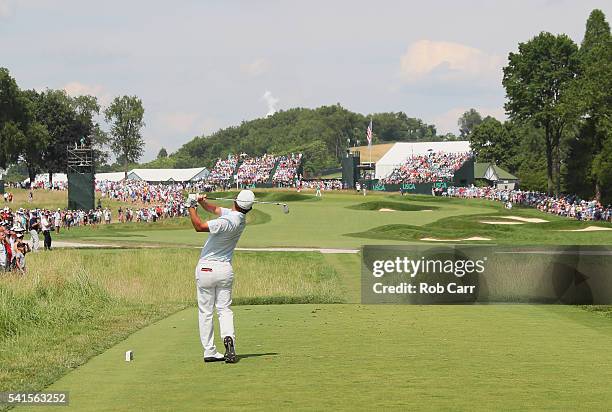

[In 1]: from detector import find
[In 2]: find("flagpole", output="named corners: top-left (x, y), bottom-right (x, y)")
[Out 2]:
top-left (369, 118), bottom-right (372, 174)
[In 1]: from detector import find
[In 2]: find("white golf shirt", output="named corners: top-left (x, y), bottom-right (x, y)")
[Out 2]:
top-left (41, 216), bottom-right (51, 232)
top-left (199, 208), bottom-right (246, 262)
top-left (0, 244), bottom-right (6, 269)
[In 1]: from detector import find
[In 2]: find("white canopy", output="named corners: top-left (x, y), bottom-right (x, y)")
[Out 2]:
top-left (27, 173), bottom-right (68, 184)
top-left (127, 167), bottom-right (209, 183)
top-left (95, 172), bottom-right (125, 182)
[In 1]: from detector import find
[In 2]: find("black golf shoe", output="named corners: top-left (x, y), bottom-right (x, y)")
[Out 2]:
top-left (223, 336), bottom-right (237, 364)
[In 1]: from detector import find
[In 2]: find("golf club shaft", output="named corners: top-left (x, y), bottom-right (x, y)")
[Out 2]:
top-left (204, 196), bottom-right (286, 207)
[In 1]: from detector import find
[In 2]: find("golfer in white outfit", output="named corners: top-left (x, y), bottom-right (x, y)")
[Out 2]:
top-left (187, 189), bottom-right (255, 364)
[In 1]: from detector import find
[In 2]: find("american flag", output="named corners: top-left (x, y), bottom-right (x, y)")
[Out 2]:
top-left (366, 120), bottom-right (373, 146)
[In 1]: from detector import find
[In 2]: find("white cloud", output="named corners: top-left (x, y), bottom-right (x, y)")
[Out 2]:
top-left (241, 58), bottom-right (271, 77)
top-left (0, 0), bottom-right (11, 18)
top-left (430, 106), bottom-right (507, 135)
top-left (261, 90), bottom-right (279, 117)
top-left (159, 112), bottom-right (198, 134)
top-left (156, 113), bottom-right (219, 138)
top-left (198, 117), bottom-right (219, 135)
top-left (400, 40), bottom-right (503, 83)
top-left (63, 81), bottom-right (112, 106)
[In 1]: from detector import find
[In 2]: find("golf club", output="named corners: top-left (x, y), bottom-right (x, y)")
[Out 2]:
top-left (188, 194), bottom-right (290, 214)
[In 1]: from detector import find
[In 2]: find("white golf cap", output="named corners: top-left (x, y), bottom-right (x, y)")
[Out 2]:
top-left (236, 190), bottom-right (255, 210)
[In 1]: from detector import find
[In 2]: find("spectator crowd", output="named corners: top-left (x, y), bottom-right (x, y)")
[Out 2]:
top-left (382, 151), bottom-right (472, 184)
top-left (236, 154), bottom-right (277, 185)
top-left (272, 153), bottom-right (302, 185)
top-left (444, 186), bottom-right (612, 222)
top-left (207, 154), bottom-right (239, 186)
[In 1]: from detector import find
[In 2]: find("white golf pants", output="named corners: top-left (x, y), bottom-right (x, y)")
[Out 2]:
top-left (29, 230), bottom-right (40, 251)
top-left (195, 259), bottom-right (235, 357)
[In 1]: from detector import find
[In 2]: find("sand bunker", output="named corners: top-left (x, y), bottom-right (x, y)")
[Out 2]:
top-left (378, 208), bottom-right (434, 212)
top-left (498, 216), bottom-right (548, 223)
top-left (480, 221), bottom-right (524, 225)
top-left (559, 226), bottom-right (612, 232)
top-left (421, 236), bottom-right (492, 242)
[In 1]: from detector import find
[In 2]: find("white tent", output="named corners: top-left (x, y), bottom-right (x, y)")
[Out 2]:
top-left (375, 141), bottom-right (471, 179)
top-left (95, 172), bottom-right (125, 182)
top-left (127, 167), bottom-right (209, 183)
top-left (28, 173), bottom-right (68, 184)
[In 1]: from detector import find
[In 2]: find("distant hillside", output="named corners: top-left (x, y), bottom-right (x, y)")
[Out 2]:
top-left (142, 105), bottom-right (445, 175)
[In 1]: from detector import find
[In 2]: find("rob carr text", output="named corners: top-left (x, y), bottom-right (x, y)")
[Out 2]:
top-left (372, 282), bottom-right (476, 294)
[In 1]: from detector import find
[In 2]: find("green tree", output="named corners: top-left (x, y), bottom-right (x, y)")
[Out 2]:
top-left (569, 9), bottom-right (611, 200)
top-left (441, 132), bottom-right (459, 141)
top-left (157, 147), bottom-right (168, 159)
top-left (469, 117), bottom-right (517, 168)
top-left (73, 95), bottom-right (109, 165)
top-left (33, 89), bottom-right (95, 183)
top-left (592, 134), bottom-right (612, 204)
top-left (458, 109), bottom-right (483, 138)
top-left (104, 96), bottom-right (146, 178)
top-left (503, 32), bottom-right (580, 195)
top-left (0, 68), bottom-right (30, 168)
top-left (23, 122), bottom-right (50, 183)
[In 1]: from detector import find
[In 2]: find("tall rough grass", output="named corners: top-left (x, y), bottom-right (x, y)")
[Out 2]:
top-left (0, 248), bottom-right (344, 394)
top-left (0, 272), bottom-right (111, 339)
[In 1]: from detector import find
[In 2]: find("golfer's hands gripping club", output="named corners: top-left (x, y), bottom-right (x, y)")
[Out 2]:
top-left (185, 194), bottom-right (199, 209)
top-left (197, 194), bottom-right (207, 206)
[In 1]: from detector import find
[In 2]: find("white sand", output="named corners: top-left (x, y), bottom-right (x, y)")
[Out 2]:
top-left (498, 216), bottom-right (548, 223)
top-left (559, 226), bottom-right (612, 232)
top-left (379, 208), bottom-right (434, 212)
top-left (421, 236), bottom-right (491, 242)
top-left (480, 221), bottom-right (524, 225)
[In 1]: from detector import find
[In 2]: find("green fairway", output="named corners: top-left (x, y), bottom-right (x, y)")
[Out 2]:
top-left (53, 191), bottom-right (612, 248)
top-left (26, 304), bottom-right (612, 411)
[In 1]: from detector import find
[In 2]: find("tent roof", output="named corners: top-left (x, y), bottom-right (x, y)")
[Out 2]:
top-left (474, 162), bottom-right (519, 181)
top-left (95, 172), bottom-right (125, 182)
top-left (491, 165), bottom-right (518, 180)
top-left (473, 163), bottom-right (489, 179)
top-left (128, 167), bottom-right (208, 182)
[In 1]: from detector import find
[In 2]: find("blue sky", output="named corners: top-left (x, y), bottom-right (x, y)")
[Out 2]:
top-left (1, 0), bottom-right (610, 160)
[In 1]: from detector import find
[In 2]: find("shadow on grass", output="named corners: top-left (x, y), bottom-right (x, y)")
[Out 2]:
top-left (211, 191), bottom-right (317, 203)
top-left (238, 352), bottom-right (279, 361)
top-left (347, 201), bottom-right (438, 212)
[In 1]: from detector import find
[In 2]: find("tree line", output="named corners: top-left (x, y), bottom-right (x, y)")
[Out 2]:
top-left (144, 106), bottom-right (448, 175)
top-left (0, 72), bottom-right (146, 183)
top-left (466, 9), bottom-right (611, 203)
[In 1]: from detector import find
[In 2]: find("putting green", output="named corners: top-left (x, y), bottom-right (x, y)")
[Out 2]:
top-left (28, 304), bottom-right (612, 411)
